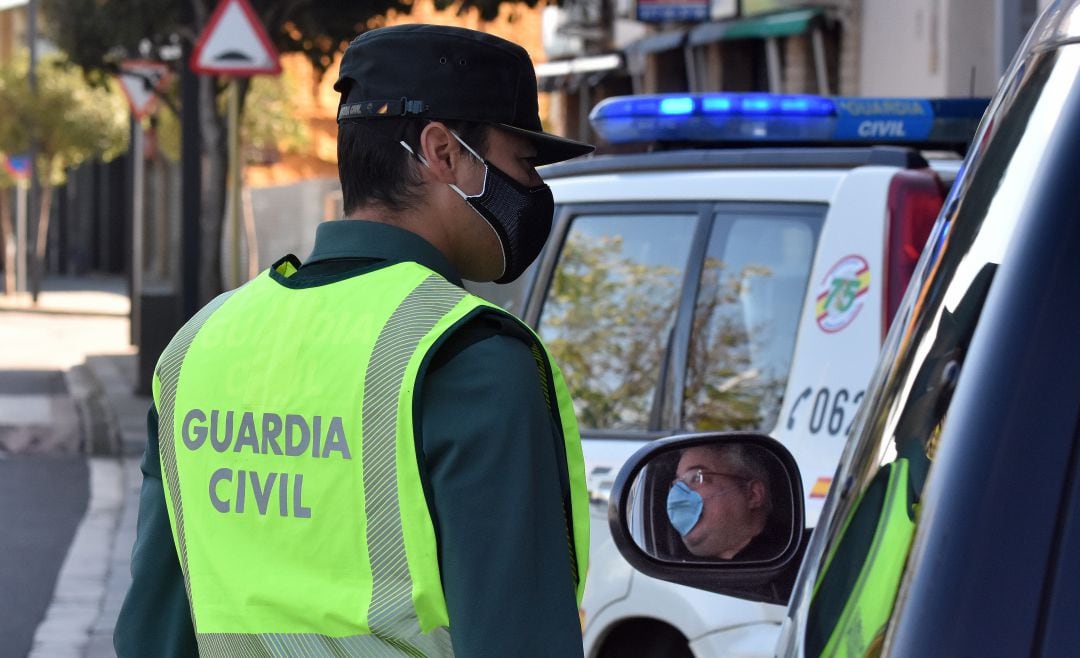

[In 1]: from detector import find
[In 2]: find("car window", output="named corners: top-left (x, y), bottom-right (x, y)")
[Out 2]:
top-left (683, 208), bottom-right (820, 433)
top-left (537, 213), bottom-right (698, 431)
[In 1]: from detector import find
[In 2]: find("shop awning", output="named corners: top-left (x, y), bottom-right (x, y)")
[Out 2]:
top-left (536, 54), bottom-right (625, 92)
top-left (624, 29), bottom-right (688, 55)
top-left (688, 7), bottom-right (824, 46)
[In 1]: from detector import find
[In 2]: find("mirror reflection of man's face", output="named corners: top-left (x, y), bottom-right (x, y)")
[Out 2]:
top-left (674, 446), bottom-right (768, 559)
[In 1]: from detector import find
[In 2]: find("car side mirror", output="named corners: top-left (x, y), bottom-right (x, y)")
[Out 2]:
top-left (608, 432), bottom-right (807, 605)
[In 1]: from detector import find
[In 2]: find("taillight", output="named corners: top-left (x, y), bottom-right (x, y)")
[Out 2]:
top-left (884, 169), bottom-right (945, 337)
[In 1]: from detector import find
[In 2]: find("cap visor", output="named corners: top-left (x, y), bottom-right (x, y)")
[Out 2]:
top-left (496, 123), bottom-right (595, 166)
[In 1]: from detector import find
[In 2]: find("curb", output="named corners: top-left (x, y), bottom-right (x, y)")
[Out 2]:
top-left (29, 458), bottom-right (125, 657)
top-left (32, 355), bottom-right (144, 657)
top-left (65, 364), bottom-right (121, 456)
top-left (0, 305), bottom-right (128, 319)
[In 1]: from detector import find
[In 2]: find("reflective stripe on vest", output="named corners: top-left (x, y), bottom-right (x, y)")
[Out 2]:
top-left (818, 458), bottom-right (916, 658)
top-left (152, 261), bottom-right (588, 656)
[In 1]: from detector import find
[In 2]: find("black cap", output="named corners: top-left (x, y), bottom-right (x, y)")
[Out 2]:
top-left (334, 24), bottom-right (594, 166)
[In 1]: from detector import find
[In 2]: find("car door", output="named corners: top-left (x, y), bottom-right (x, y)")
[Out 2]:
top-left (776, 13), bottom-right (1080, 656)
top-left (527, 201), bottom-right (830, 651)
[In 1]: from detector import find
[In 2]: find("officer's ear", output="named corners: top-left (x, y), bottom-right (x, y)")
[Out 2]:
top-left (418, 121), bottom-right (472, 185)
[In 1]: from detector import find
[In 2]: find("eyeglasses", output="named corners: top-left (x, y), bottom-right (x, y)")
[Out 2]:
top-left (671, 469), bottom-right (751, 491)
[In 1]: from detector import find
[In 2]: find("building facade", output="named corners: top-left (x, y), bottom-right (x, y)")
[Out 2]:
top-left (540, 0), bottom-right (1053, 144)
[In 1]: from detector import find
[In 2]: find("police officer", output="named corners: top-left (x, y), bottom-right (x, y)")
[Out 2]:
top-left (114, 24), bottom-right (593, 657)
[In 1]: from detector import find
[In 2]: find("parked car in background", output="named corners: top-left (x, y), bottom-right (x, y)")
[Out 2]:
top-left (607, 0), bottom-right (1080, 655)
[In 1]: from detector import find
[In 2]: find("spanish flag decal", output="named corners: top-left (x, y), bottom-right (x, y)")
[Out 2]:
top-left (810, 477), bottom-right (832, 499)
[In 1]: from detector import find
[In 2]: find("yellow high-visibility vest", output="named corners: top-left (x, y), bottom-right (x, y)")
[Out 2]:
top-left (153, 260), bottom-right (589, 656)
top-left (816, 458), bottom-right (916, 658)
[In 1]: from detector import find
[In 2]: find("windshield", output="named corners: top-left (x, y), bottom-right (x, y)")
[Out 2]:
top-left (780, 15), bottom-right (1080, 658)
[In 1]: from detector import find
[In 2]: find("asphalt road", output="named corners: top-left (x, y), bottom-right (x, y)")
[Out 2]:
top-left (0, 455), bottom-right (89, 657)
top-left (0, 283), bottom-right (131, 655)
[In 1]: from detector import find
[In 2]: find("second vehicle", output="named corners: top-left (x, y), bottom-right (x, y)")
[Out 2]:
top-left (469, 93), bottom-right (985, 657)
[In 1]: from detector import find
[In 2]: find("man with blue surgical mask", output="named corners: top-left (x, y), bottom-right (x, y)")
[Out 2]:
top-left (115, 24), bottom-right (593, 658)
top-left (667, 444), bottom-right (774, 560)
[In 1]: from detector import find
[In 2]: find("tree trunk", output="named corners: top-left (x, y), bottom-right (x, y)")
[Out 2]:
top-left (196, 76), bottom-right (253, 304)
top-left (30, 178), bottom-right (53, 303)
top-left (198, 75), bottom-right (227, 305)
top-left (0, 187), bottom-right (13, 296)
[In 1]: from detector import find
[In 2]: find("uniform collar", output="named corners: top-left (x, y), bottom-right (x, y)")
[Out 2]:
top-left (305, 219), bottom-right (464, 286)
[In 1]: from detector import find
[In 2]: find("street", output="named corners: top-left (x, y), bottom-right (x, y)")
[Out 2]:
top-left (0, 456), bottom-right (88, 656)
top-left (0, 277), bottom-right (138, 657)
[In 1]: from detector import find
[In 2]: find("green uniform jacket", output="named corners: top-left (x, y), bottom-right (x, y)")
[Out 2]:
top-left (114, 220), bottom-right (586, 657)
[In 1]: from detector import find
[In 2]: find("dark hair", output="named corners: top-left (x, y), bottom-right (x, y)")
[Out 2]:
top-left (337, 117), bottom-right (489, 216)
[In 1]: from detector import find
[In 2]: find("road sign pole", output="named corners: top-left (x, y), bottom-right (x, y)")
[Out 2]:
top-left (181, 46), bottom-right (201, 318)
top-left (15, 181), bottom-right (26, 294)
top-left (27, 0), bottom-right (39, 301)
top-left (131, 118), bottom-right (145, 347)
top-left (228, 77), bottom-right (242, 289)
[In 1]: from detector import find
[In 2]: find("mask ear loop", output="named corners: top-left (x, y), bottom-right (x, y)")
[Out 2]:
top-left (447, 130), bottom-right (490, 200)
top-left (399, 140), bottom-right (431, 167)
top-left (449, 129), bottom-right (485, 162)
top-left (395, 128), bottom-right (488, 199)
top-left (400, 138), bottom-right (486, 201)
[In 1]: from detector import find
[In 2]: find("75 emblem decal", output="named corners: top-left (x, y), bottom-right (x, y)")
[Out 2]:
top-left (816, 255), bottom-right (870, 333)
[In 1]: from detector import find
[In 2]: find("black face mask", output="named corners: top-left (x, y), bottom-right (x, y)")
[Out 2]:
top-left (402, 132), bottom-right (555, 283)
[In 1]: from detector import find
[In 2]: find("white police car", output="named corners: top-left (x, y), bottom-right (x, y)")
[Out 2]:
top-left (469, 93), bottom-right (986, 657)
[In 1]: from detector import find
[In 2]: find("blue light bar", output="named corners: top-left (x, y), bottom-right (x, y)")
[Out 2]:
top-left (659, 97), bottom-right (694, 115)
top-left (742, 97), bottom-right (773, 113)
top-left (588, 93), bottom-right (989, 147)
top-left (702, 97), bottom-right (732, 113)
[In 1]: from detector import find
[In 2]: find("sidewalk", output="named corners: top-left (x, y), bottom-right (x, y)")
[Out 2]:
top-left (0, 276), bottom-right (131, 318)
top-left (3, 279), bottom-right (149, 657)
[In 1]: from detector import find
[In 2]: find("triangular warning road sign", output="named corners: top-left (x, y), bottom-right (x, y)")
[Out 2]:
top-left (117, 60), bottom-right (171, 120)
top-left (191, 0), bottom-right (281, 76)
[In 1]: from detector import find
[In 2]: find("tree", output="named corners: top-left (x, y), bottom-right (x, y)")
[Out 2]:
top-left (41, 0), bottom-right (531, 304)
top-left (240, 72), bottom-right (312, 158)
top-left (541, 236), bottom-right (790, 433)
top-left (541, 233), bottom-right (684, 429)
top-left (0, 55), bottom-right (128, 300)
top-left (151, 72), bottom-right (310, 164)
top-left (682, 258), bottom-right (786, 432)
